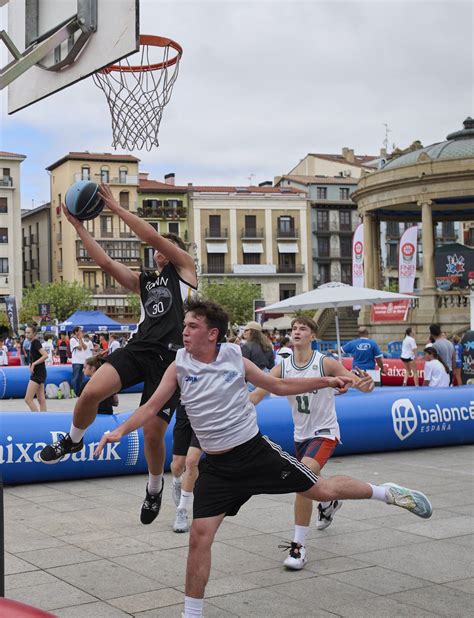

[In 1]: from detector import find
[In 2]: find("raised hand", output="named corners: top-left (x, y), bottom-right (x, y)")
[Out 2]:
top-left (98, 183), bottom-right (119, 212)
top-left (93, 429), bottom-right (123, 458)
top-left (61, 203), bottom-right (83, 230)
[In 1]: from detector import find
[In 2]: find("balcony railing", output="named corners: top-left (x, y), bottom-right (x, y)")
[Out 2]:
top-left (201, 264), bottom-right (232, 274)
top-left (74, 173), bottom-right (139, 185)
top-left (120, 231), bottom-right (135, 238)
top-left (76, 239), bottom-right (141, 266)
top-left (241, 227), bottom-right (264, 239)
top-left (137, 206), bottom-right (187, 219)
top-left (205, 228), bottom-right (228, 239)
top-left (0, 177), bottom-right (13, 187)
top-left (437, 291), bottom-right (470, 310)
top-left (276, 227), bottom-right (298, 239)
top-left (30, 234), bottom-right (38, 244)
top-left (277, 265), bottom-right (305, 274)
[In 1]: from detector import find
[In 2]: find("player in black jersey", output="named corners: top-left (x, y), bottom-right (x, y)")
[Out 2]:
top-left (40, 184), bottom-right (197, 524)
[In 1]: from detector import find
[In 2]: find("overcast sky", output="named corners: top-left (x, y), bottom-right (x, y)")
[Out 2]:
top-left (1, 0), bottom-right (472, 209)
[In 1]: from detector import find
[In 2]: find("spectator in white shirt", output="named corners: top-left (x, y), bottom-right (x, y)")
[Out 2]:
top-left (400, 327), bottom-right (419, 386)
top-left (70, 327), bottom-right (89, 395)
top-left (42, 335), bottom-right (55, 365)
top-left (276, 336), bottom-right (292, 365)
top-left (0, 337), bottom-right (8, 366)
top-left (423, 345), bottom-right (450, 388)
top-left (108, 333), bottom-right (121, 354)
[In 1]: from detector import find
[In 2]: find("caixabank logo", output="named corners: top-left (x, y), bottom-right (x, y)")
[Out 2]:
top-left (391, 398), bottom-right (474, 441)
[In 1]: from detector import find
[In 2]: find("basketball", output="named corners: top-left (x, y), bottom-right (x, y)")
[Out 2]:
top-left (64, 180), bottom-right (105, 221)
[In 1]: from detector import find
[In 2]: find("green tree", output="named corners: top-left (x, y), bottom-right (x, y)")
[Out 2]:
top-left (126, 292), bottom-right (141, 321)
top-left (199, 279), bottom-right (261, 325)
top-left (19, 281), bottom-right (92, 323)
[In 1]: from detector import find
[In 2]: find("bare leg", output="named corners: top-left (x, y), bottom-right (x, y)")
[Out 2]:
top-left (171, 454), bottom-right (186, 479)
top-left (182, 447), bottom-right (201, 493)
top-left (409, 360), bottom-right (419, 386)
top-left (143, 415), bottom-right (169, 475)
top-left (185, 514), bottom-right (225, 599)
top-left (25, 381), bottom-right (40, 411)
top-left (72, 363), bottom-right (122, 430)
top-left (37, 383), bottom-right (47, 411)
top-left (294, 457), bottom-right (321, 526)
top-left (302, 475), bottom-right (372, 502)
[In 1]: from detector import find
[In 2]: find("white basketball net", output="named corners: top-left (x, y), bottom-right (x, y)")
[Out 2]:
top-left (93, 39), bottom-right (182, 151)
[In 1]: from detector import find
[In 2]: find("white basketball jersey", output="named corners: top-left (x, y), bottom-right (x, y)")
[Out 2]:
top-left (176, 343), bottom-right (259, 452)
top-left (281, 350), bottom-right (340, 443)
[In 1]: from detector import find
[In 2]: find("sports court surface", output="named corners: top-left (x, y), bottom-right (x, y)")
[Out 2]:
top-left (3, 394), bottom-right (474, 617)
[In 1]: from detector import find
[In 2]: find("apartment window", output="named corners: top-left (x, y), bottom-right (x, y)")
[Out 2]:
top-left (119, 167), bottom-right (128, 183)
top-left (278, 216), bottom-right (294, 234)
top-left (387, 243), bottom-right (398, 267)
top-left (278, 253), bottom-right (296, 272)
top-left (149, 221), bottom-right (159, 232)
top-left (341, 263), bottom-right (352, 284)
top-left (3, 168), bottom-right (10, 177)
top-left (100, 167), bottom-right (110, 183)
top-left (387, 221), bottom-right (400, 237)
top-left (339, 187), bottom-right (350, 200)
top-left (243, 253), bottom-right (261, 265)
top-left (316, 210), bottom-right (329, 231)
top-left (166, 199), bottom-right (179, 209)
top-left (119, 219), bottom-right (132, 237)
top-left (316, 187), bottom-right (327, 199)
top-left (245, 215), bottom-right (256, 236)
top-left (209, 215), bottom-right (221, 235)
top-left (0, 198), bottom-right (8, 213)
top-left (0, 228), bottom-right (7, 243)
top-left (207, 253), bottom-right (225, 273)
top-left (339, 210), bottom-right (351, 230)
top-left (0, 258), bottom-right (8, 273)
top-left (100, 215), bottom-right (113, 237)
top-left (119, 191), bottom-right (129, 209)
top-left (81, 166), bottom-right (90, 181)
top-left (318, 263), bottom-right (330, 284)
top-left (103, 272), bottom-right (114, 289)
top-left (83, 271), bottom-right (97, 290)
top-left (144, 247), bottom-right (155, 269)
top-left (318, 236), bottom-right (330, 257)
top-left (279, 283), bottom-right (296, 301)
top-left (57, 193), bottom-right (62, 207)
top-left (85, 219), bottom-right (95, 235)
top-left (340, 236), bottom-right (352, 258)
top-left (168, 222), bottom-right (179, 235)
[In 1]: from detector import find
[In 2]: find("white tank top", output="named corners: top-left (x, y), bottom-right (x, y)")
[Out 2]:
top-left (176, 343), bottom-right (259, 452)
top-left (281, 350), bottom-right (340, 443)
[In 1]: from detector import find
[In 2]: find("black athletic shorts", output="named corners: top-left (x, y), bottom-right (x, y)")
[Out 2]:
top-left (193, 432), bottom-right (318, 519)
top-left (173, 403), bottom-right (201, 456)
top-left (106, 346), bottom-right (179, 423)
top-left (30, 370), bottom-right (46, 385)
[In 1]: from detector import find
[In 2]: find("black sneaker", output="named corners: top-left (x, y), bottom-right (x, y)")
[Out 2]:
top-left (140, 480), bottom-right (164, 525)
top-left (39, 433), bottom-right (84, 464)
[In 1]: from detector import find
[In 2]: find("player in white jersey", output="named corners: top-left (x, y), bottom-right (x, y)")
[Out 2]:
top-left (94, 298), bottom-right (433, 618)
top-left (250, 316), bottom-right (371, 570)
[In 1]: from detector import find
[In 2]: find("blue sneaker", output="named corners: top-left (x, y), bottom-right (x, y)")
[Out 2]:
top-left (382, 482), bottom-right (432, 519)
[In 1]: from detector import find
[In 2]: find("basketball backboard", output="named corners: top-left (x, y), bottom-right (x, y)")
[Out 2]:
top-left (4, 0), bottom-right (139, 113)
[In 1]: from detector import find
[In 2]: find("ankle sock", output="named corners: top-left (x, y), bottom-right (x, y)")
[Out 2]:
top-left (148, 473), bottom-right (163, 495)
top-left (370, 484), bottom-right (387, 502)
top-left (184, 596), bottom-right (203, 617)
top-left (293, 525), bottom-right (309, 546)
top-left (69, 424), bottom-right (85, 443)
top-left (178, 490), bottom-right (193, 510)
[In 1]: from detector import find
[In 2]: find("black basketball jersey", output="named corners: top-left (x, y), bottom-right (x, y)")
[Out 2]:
top-left (127, 264), bottom-right (196, 355)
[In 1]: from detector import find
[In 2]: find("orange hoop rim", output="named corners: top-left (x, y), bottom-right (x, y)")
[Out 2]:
top-left (99, 35), bottom-right (183, 74)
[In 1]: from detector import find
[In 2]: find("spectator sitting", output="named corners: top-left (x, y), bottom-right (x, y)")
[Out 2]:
top-left (423, 345), bottom-right (450, 388)
top-left (341, 326), bottom-right (385, 385)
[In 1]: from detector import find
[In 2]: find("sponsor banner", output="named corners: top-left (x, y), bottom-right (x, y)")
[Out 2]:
top-left (4, 295), bottom-right (19, 334)
top-left (370, 300), bottom-right (410, 322)
top-left (435, 242), bottom-right (474, 290)
top-left (340, 357), bottom-right (425, 386)
top-left (398, 225), bottom-right (418, 293)
top-left (461, 330), bottom-right (474, 385)
top-left (352, 223), bottom-right (364, 288)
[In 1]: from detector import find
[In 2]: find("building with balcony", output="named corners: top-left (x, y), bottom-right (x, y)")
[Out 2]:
top-left (189, 184), bottom-right (310, 304)
top-left (275, 175), bottom-right (359, 287)
top-left (0, 151), bottom-right (26, 306)
top-left (21, 202), bottom-right (52, 286)
top-left (137, 172), bottom-right (190, 267)
top-left (46, 152), bottom-right (141, 320)
top-left (287, 148), bottom-right (379, 180)
top-left (351, 117), bottom-right (474, 345)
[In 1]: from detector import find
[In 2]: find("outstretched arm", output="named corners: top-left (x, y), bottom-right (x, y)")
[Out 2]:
top-left (62, 204), bottom-right (140, 293)
top-left (323, 356), bottom-right (374, 392)
top-left (94, 363), bottom-right (178, 456)
top-left (244, 359), bottom-right (353, 396)
top-left (98, 184), bottom-right (197, 286)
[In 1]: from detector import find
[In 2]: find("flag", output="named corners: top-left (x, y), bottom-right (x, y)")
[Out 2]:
top-left (399, 226), bottom-right (418, 293)
top-left (352, 223), bottom-right (364, 287)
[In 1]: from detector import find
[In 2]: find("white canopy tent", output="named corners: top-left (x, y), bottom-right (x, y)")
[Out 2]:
top-left (258, 282), bottom-right (416, 358)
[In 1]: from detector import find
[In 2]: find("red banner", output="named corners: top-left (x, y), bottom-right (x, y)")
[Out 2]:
top-left (370, 300), bottom-right (410, 322)
top-left (342, 357), bottom-right (425, 386)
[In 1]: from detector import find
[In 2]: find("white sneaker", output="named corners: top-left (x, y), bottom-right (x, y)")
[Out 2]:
top-left (171, 478), bottom-right (182, 507)
top-left (173, 508), bottom-right (189, 533)
top-left (316, 500), bottom-right (342, 530)
top-left (281, 542), bottom-right (307, 570)
top-left (382, 483), bottom-right (432, 519)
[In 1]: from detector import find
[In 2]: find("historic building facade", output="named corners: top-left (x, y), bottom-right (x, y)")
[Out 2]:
top-left (22, 202), bottom-right (52, 286)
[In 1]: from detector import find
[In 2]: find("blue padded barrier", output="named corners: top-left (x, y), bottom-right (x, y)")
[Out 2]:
top-left (1, 387), bottom-right (473, 484)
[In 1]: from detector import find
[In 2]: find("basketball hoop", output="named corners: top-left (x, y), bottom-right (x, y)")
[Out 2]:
top-left (93, 35), bottom-right (183, 151)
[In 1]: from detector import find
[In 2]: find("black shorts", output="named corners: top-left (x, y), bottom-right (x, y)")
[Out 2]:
top-left (193, 432), bottom-right (318, 519)
top-left (400, 357), bottom-right (414, 363)
top-left (173, 404), bottom-right (201, 456)
top-left (106, 346), bottom-right (179, 423)
top-left (30, 371), bottom-right (46, 385)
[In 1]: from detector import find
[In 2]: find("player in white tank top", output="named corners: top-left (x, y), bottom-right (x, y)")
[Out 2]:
top-left (251, 316), bottom-right (374, 570)
top-left (95, 301), bottom-right (433, 617)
